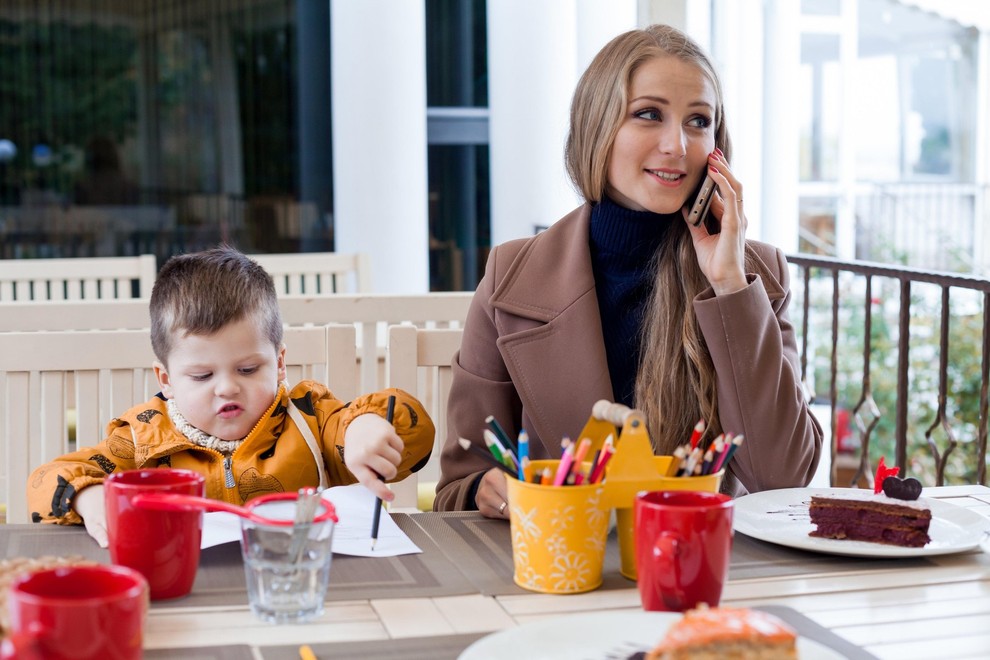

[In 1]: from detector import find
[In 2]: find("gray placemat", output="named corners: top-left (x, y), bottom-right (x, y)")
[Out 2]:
top-left (259, 633), bottom-right (489, 660)
top-left (0, 515), bottom-right (478, 609)
top-left (145, 646), bottom-right (255, 660)
top-left (730, 532), bottom-right (934, 581)
top-left (407, 512), bottom-right (636, 596)
top-left (756, 605), bottom-right (879, 659)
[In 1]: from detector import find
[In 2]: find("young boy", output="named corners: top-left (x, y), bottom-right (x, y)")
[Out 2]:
top-left (27, 246), bottom-right (434, 546)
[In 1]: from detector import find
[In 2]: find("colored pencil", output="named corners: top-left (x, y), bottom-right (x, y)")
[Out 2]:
top-left (486, 415), bottom-right (519, 456)
top-left (458, 437), bottom-right (516, 476)
top-left (483, 429), bottom-right (515, 470)
top-left (689, 418), bottom-right (705, 450)
top-left (553, 440), bottom-right (576, 486)
top-left (714, 434), bottom-right (744, 472)
top-left (517, 429), bottom-right (529, 481)
top-left (589, 447), bottom-right (614, 483)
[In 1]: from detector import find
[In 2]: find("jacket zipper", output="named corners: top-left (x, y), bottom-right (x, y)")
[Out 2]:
top-left (223, 455), bottom-right (235, 488)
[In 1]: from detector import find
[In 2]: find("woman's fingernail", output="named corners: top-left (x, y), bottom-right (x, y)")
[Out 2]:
top-left (709, 165), bottom-right (718, 173)
top-left (715, 147), bottom-right (723, 157)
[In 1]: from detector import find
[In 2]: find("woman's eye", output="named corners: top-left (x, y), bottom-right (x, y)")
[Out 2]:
top-left (688, 115), bottom-right (713, 129)
top-left (634, 108), bottom-right (661, 121)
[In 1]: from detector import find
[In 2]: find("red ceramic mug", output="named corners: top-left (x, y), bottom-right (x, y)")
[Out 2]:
top-left (105, 468), bottom-right (205, 600)
top-left (0, 564), bottom-right (148, 660)
top-left (634, 490), bottom-right (734, 612)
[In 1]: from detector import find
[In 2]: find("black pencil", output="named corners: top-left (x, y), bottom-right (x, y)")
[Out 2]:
top-left (458, 437), bottom-right (517, 477)
top-left (370, 395), bottom-right (396, 551)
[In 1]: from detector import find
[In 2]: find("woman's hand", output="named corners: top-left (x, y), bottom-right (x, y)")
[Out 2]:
top-left (684, 149), bottom-right (748, 296)
top-left (475, 467), bottom-right (510, 519)
top-left (343, 413), bottom-right (405, 502)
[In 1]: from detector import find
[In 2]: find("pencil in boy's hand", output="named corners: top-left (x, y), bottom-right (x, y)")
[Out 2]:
top-left (458, 437), bottom-right (516, 477)
top-left (298, 644), bottom-right (318, 660)
top-left (371, 394), bottom-right (397, 551)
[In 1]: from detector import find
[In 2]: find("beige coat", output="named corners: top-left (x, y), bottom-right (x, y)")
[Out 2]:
top-left (434, 205), bottom-right (822, 511)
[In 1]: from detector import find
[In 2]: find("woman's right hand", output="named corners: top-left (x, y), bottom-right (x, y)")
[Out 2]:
top-left (475, 467), bottom-right (510, 519)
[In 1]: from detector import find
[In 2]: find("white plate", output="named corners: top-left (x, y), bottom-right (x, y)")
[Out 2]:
top-left (459, 610), bottom-right (844, 660)
top-left (734, 487), bottom-right (989, 557)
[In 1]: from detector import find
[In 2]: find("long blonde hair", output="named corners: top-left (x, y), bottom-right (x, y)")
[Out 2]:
top-left (564, 25), bottom-right (734, 453)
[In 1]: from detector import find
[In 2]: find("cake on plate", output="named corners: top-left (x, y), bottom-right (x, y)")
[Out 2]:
top-left (643, 607), bottom-right (797, 660)
top-left (808, 459), bottom-right (931, 548)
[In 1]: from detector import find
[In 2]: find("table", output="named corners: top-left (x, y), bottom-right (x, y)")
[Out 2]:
top-left (2, 485), bottom-right (989, 659)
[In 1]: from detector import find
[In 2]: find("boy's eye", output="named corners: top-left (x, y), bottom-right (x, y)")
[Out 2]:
top-left (634, 108), bottom-right (661, 121)
top-left (239, 367), bottom-right (259, 375)
top-left (190, 373), bottom-right (212, 382)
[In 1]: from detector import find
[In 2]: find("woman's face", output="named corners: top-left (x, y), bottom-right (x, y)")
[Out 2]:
top-left (606, 55), bottom-right (717, 214)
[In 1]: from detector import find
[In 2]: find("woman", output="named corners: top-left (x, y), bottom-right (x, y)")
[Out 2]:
top-left (434, 24), bottom-right (822, 517)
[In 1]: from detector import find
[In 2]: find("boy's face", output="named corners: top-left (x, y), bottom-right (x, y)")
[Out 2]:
top-left (154, 317), bottom-right (286, 442)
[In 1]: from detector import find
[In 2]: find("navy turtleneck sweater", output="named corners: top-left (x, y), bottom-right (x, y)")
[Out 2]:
top-left (589, 196), bottom-right (673, 407)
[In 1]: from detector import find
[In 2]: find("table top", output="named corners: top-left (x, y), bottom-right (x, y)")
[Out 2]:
top-left (3, 484), bottom-right (989, 659)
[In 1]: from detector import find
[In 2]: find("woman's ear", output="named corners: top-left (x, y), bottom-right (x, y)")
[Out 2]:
top-left (153, 360), bottom-right (173, 398)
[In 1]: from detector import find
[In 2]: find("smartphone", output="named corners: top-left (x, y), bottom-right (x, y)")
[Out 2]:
top-left (687, 174), bottom-right (719, 234)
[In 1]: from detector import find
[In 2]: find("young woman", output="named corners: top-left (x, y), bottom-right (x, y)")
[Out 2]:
top-left (434, 24), bottom-right (822, 517)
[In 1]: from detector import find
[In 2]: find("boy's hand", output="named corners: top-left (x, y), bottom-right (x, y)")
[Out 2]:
top-left (73, 485), bottom-right (108, 548)
top-left (343, 413), bottom-right (404, 502)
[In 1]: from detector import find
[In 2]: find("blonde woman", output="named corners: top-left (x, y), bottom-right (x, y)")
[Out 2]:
top-left (435, 24), bottom-right (822, 517)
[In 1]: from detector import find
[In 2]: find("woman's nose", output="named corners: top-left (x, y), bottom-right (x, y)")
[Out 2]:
top-left (656, 124), bottom-right (687, 157)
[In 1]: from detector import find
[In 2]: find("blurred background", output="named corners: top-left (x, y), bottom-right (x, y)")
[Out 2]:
top-left (0, 0), bottom-right (987, 293)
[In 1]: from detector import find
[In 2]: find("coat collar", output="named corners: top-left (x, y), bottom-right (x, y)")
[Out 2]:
top-left (484, 204), bottom-right (786, 451)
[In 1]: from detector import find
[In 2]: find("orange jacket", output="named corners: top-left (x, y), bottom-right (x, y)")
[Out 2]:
top-left (28, 381), bottom-right (434, 524)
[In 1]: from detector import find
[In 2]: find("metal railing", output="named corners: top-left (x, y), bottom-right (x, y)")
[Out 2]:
top-left (788, 253), bottom-right (990, 487)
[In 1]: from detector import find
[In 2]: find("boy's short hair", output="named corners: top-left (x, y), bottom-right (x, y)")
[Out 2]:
top-left (150, 245), bottom-right (283, 365)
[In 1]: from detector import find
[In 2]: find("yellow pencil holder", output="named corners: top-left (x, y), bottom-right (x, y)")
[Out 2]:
top-left (506, 459), bottom-right (608, 594)
top-left (611, 457), bottom-right (724, 580)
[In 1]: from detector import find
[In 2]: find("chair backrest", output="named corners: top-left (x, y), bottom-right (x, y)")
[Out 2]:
top-left (251, 252), bottom-right (371, 295)
top-left (384, 324), bottom-right (463, 511)
top-left (0, 293), bottom-right (473, 395)
top-left (0, 254), bottom-right (157, 301)
top-left (0, 324), bottom-right (358, 524)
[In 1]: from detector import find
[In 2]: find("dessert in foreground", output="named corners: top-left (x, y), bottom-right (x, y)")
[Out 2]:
top-left (808, 462), bottom-right (932, 548)
top-left (644, 607), bottom-right (797, 660)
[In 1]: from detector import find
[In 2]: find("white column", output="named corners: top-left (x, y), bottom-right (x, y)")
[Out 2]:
top-left (760, 0), bottom-right (801, 253)
top-left (576, 0), bottom-right (637, 74)
top-left (330, 1), bottom-right (429, 293)
top-left (487, 1), bottom-right (583, 244)
top-left (712, 0), bottom-right (764, 240)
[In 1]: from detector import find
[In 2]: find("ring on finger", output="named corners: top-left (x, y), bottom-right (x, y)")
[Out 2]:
top-left (498, 501), bottom-right (507, 515)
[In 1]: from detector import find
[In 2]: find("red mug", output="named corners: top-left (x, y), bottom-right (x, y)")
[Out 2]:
top-left (634, 490), bottom-right (734, 612)
top-left (105, 468), bottom-right (205, 600)
top-left (0, 565), bottom-right (148, 660)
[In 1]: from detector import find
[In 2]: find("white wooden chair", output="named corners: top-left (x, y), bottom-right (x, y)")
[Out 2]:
top-left (0, 324), bottom-right (358, 524)
top-left (0, 254), bottom-right (157, 301)
top-left (278, 293), bottom-right (472, 393)
top-left (251, 252), bottom-right (371, 295)
top-left (384, 324), bottom-right (463, 512)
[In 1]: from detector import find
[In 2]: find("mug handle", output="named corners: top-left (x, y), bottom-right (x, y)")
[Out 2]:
top-left (0, 628), bottom-right (45, 660)
top-left (652, 532), bottom-right (688, 610)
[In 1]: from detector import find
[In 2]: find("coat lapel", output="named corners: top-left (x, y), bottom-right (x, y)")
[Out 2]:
top-left (489, 207), bottom-right (614, 454)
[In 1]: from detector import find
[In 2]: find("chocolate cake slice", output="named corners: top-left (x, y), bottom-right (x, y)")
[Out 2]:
top-left (808, 492), bottom-right (931, 547)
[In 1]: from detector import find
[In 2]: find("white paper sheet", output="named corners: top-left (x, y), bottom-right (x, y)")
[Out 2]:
top-left (199, 483), bottom-right (422, 557)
